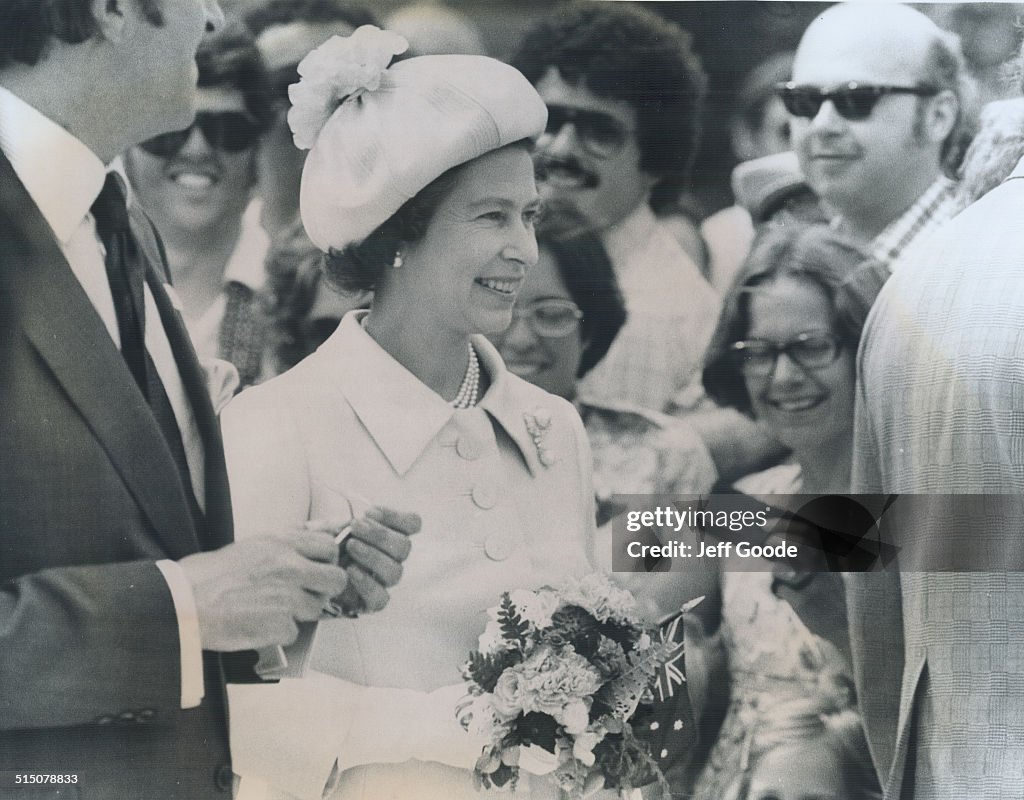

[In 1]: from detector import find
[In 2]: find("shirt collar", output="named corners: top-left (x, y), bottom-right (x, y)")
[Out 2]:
top-left (0, 86), bottom-right (106, 245)
top-left (600, 201), bottom-right (657, 274)
top-left (319, 310), bottom-right (541, 476)
top-left (222, 198), bottom-right (270, 291)
top-left (868, 175), bottom-right (956, 264)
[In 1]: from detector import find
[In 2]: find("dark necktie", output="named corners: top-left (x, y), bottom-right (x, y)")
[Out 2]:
top-left (91, 174), bottom-right (202, 520)
top-left (92, 173), bottom-right (148, 393)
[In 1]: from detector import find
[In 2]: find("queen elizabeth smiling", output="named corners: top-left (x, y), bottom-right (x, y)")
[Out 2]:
top-left (221, 25), bottom-right (614, 800)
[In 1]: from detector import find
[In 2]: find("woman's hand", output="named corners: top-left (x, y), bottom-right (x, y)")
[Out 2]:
top-left (332, 506), bottom-right (421, 615)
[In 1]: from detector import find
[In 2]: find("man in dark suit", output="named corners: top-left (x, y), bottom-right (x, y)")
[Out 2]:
top-left (0, 2), bottom-right (418, 797)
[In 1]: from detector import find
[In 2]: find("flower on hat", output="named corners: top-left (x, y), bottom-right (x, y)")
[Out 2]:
top-left (287, 25), bottom-right (408, 150)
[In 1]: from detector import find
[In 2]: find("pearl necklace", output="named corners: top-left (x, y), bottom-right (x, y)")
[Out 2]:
top-left (450, 343), bottom-right (480, 409)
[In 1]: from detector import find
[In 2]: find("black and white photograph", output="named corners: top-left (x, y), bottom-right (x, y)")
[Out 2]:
top-left (3, 0), bottom-right (1024, 798)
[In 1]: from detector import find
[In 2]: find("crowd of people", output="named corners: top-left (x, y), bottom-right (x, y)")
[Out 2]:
top-left (4, 1), bottom-right (1024, 799)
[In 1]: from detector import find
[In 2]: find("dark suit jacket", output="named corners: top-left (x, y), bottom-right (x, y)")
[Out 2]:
top-left (0, 152), bottom-right (236, 799)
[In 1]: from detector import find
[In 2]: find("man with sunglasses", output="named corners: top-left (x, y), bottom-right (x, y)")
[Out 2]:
top-left (0, 1), bottom-right (419, 797)
top-left (786, 3), bottom-right (968, 273)
top-left (123, 23), bottom-right (273, 390)
top-left (511, 2), bottom-right (721, 417)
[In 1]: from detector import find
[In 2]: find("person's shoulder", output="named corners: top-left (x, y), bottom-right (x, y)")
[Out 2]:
top-left (934, 174), bottom-right (1024, 250)
top-left (224, 349), bottom-right (335, 421)
top-left (883, 174), bottom-right (1024, 298)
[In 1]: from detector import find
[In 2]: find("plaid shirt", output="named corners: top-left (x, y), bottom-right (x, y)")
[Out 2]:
top-left (865, 175), bottom-right (958, 271)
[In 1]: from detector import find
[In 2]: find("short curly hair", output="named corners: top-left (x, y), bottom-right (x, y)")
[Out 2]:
top-left (702, 223), bottom-right (869, 417)
top-left (323, 140), bottom-right (533, 294)
top-left (511, 1), bottom-right (707, 208)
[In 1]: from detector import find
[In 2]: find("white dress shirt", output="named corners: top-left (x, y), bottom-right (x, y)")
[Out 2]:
top-left (0, 86), bottom-right (204, 707)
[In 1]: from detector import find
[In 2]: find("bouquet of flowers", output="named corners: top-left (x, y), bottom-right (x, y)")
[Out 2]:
top-left (458, 573), bottom-right (701, 798)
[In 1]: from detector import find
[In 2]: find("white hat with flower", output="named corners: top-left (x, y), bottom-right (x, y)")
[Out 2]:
top-left (288, 25), bottom-right (548, 253)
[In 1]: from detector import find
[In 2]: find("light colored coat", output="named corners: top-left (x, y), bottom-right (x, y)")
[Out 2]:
top-left (852, 157), bottom-right (1024, 799)
top-left (222, 310), bottom-right (599, 800)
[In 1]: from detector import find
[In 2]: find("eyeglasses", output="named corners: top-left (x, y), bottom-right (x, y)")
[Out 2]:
top-left (776, 81), bottom-right (939, 121)
top-left (510, 299), bottom-right (583, 338)
top-left (138, 111), bottom-right (262, 157)
top-left (543, 105), bottom-right (634, 159)
top-left (729, 331), bottom-right (843, 377)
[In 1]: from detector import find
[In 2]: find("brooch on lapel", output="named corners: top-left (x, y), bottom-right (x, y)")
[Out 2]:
top-left (523, 407), bottom-right (558, 467)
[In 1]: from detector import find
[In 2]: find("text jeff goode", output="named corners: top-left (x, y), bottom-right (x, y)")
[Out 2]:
top-left (625, 539), bottom-right (799, 559)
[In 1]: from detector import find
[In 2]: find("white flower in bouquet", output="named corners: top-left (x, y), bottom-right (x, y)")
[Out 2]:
top-left (558, 573), bottom-right (642, 624)
top-left (521, 647), bottom-right (602, 716)
top-left (478, 619), bottom-right (511, 655)
top-left (519, 744), bottom-right (560, 776)
top-left (572, 728), bottom-right (605, 768)
top-left (508, 589), bottom-right (560, 629)
top-left (556, 699), bottom-right (590, 736)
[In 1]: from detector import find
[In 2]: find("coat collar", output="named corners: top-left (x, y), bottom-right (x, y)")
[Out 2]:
top-left (320, 310), bottom-right (544, 476)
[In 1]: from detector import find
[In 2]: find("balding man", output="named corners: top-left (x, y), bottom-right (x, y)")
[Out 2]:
top-left (785, 3), bottom-right (970, 272)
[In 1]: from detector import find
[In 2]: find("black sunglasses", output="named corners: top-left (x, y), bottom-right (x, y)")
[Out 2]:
top-left (139, 111), bottom-right (262, 157)
top-left (544, 104), bottom-right (634, 158)
top-left (776, 81), bottom-right (939, 121)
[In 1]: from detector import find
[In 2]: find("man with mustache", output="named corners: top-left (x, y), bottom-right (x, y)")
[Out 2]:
top-left (512, 2), bottom-right (721, 416)
top-left (787, 3), bottom-right (969, 272)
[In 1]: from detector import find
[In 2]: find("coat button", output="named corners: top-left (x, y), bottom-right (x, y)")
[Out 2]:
top-left (117, 711), bottom-right (136, 723)
top-left (95, 715), bottom-right (114, 725)
top-left (456, 436), bottom-right (482, 460)
top-left (138, 708), bottom-right (156, 722)
top-left (471, 485), bottom-right (496, 509)
top-left (484, 531), bottom-right (516, 561)
top-left (214, 764), bottom-right (234, 792)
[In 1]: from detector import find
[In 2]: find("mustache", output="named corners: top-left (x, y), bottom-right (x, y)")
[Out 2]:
top-left (534, 154), bottom-right (600, 189)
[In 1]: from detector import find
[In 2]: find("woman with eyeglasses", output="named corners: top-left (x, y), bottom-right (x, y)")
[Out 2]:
top-left (122, 24), bottom-right (274, 390)
top-left (685, 222), bottom-right (876, 800)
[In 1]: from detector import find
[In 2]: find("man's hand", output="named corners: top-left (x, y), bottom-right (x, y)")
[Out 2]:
top-left (334, 506), bottom-right (421, 615)
top-left (179, 529), bottom-right (346, 652)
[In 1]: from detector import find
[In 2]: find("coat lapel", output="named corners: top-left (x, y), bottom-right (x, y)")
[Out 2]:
top-left (847, 568), bottom-right (906, 792)
top-left (0, 153), bottom-right (200, 558)
top-left (141, 247), bottom-right (233, 551)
